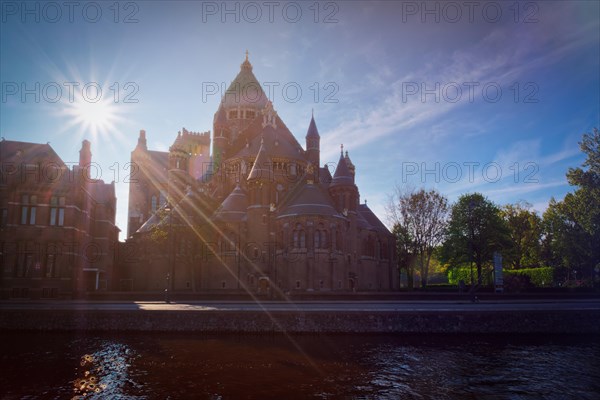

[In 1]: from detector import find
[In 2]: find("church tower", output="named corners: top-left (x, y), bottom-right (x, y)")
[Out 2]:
top-left (329, 145), bottom-right (360, 263)
top-left (127, 130), bottom-right (149, 237)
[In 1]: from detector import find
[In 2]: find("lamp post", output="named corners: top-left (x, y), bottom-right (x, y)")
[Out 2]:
top-left (468, 200), bottom-right (474, 288)
top-left (165, 272), bottom-right (170, 304)
top-left (164, 204), bottom-right (173, 304)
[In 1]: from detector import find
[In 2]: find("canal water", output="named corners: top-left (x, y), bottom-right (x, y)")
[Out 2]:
top-left (0, 333), bottom-right (598, 399)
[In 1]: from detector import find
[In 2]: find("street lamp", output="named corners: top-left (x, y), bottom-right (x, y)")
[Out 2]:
top-left (165, 272), bottom-right (170, 304)
top-left (164, 204), bottom-right (173, 304)
top-left (468, 199), bottom-right (474, 288)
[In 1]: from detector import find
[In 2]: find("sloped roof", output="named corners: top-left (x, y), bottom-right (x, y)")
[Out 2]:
top-left (137, 211), bottom-right (161, 233)
top-left (0, 140), bottom-right (64, 167)
top-left (319, 166), bottom-right (332, 187)
top-left (358, 204), bottom-right (392, 235)
top-left (221, 56), bottom-right (269, 111)
top-left (356, 209), bottom-right (372, 230)
top-left (229, 115), bottom-right (305, 162)
top-left (306, 115), bottom-right (320, 138)
top-left (137, 189), bottom-right (217, 234)
top-left (247, 138), bottom-right (272, 181)
top-left (277, 183), bottom-right (341, 218)
top-left (213, 185), bottom-right (248, 222)
top-left (330, 152), bottom-right (354, 187)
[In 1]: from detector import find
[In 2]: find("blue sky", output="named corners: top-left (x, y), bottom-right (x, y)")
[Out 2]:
top-left (1, 1), bottom-right (599, 240)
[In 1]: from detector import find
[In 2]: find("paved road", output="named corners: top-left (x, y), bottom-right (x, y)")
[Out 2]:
top-left (1, 300), bottom-right (599, 312)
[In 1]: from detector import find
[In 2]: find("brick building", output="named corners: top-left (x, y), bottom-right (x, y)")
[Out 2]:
top-left (0, 139), bottom-right (119, 298)
top-left (121, 55), bottom-right (398, 294)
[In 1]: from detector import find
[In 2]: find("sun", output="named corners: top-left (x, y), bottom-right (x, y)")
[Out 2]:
top-left (74, 100), bottom-right (113, 128)
top-left (61, 93), bottom-right (120, 140)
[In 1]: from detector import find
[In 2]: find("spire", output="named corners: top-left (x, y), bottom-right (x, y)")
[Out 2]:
top-left (306, 113), bottom-right (320, 139)
top-left (344, 149), bottom-right (355, 176)
top-left (247, 137), bottom-right (272, 182)
top-left (306, 113), bottom-right (320, 169)
top-left (330, 149), bottom-right (354, 187)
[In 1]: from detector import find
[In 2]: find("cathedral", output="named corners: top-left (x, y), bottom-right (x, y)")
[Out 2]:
top-left (121, 55), bottom-right (397, 294)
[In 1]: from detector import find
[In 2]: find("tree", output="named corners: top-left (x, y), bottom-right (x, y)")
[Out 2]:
top-left (543, 128), bottom-right (600, 283)
top-left (542, 197), bottom-right (590, 282)
top-left (388, 187), bottom-right (449, 287)
top-left (501, 201), bottom-right (542, 269)
top-left (392, 223), bottom-right (415, 289)
top-left (441, 193), bottom-right (511, 285)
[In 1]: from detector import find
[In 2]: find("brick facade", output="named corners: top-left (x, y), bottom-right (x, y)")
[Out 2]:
top-left (120, 56), bottom-right (398, 295)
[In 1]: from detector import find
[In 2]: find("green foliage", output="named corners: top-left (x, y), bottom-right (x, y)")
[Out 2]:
top-left (392, 223), bottom-right (415, 289)
top-left (542, 128), bottom-right (600, 278)
top-left (441, 193), bottom-right (511, 284)
top-left (447, 265), bottom-right (492, 285)
top-left (504, 267), bottom-right (554, 287)
top-left (390, 188), bottom-right (449, 288)
top-left (501, 202), bottom-right (542, 269)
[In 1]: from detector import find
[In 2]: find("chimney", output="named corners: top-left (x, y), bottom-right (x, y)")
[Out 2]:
top-left (79, 140), bottom-right (92, 167)
top-left (137, 129), bottom-right (147, 150)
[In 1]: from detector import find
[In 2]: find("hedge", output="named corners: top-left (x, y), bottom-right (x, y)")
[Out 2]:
top-left (447, 266), bottom-right (554, 287)
top-left (504, 267), bottom-right (554, 288)
top-left (447, 266), bottom-right (492, 286)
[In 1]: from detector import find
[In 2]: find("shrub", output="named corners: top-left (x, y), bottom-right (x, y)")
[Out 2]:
top-left (504, 267), bottom-right (554, 287)
top-left (447, 265), bottom-right (492, 286)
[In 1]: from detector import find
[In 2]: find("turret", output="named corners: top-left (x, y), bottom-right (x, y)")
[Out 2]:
top-left (344, 150), bottom-right (355, 177)
top-left (169, 131), bottom-right (190, 172)
top-left (212, 104), bottom-right (229, 170)
top-left (305, 112), bottom-right (320, 175)
top-left (329, 144), bottom-right (359, 214)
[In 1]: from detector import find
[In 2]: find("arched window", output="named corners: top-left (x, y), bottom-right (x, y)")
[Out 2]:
top-left (314, 230), bottom-right (321, 249)
top-left (293, 223), bottom-right (305, 248)
top-left (364, 235), bottom-right (375, 257)
top-left (380, 241), bottom-right (388, 259)
top-left (315, 224), bottom-right (328, 249)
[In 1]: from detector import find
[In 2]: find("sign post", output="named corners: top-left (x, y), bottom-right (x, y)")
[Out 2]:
top-left (494, 251), bottom-right (503, 293)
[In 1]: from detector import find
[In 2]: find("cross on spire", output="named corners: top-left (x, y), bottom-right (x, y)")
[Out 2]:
top-left (340, 143), bottom-right (344, 156)
top-left (245, 49), bottom-right (249, 62)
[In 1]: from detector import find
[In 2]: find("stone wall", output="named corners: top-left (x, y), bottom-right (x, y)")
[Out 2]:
top-left (1, 309), bottom-right (598, 333)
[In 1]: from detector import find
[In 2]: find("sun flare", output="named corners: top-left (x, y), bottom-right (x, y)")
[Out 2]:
top-left (75, 100), bottom-right (112, 127)
top-left (61, 93), bottom-right (120, 140)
